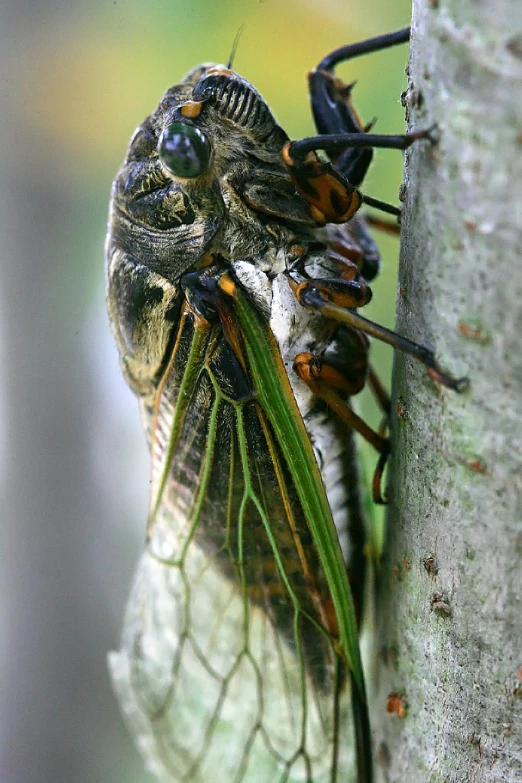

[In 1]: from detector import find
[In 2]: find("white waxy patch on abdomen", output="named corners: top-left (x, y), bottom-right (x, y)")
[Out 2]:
top-left (268, 273), bottom-right (355, 554)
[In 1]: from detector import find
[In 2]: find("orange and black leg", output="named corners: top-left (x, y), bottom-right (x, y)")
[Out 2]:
top-left (325, 216), bottom-right (382, 282)
top-left (283, 26), bottom-right (433, 223)
top-left (293, 349), bottom-right (390, 503)
top-left (284, 127), bottom-right (434, 222)
top-left (367, 365), bottom-right (391, 421)
top-left (309, 27), bottom-right (411, 189)
top-left (292, 274), bottom-right (373, 310)
top-left (362, 214), bottom-right (401, 237)
top-left (290, 272), bottom-right (469, 392)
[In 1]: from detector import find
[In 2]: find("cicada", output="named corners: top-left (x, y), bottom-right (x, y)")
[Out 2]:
top-left (106, 28), bottom-right (464, 783)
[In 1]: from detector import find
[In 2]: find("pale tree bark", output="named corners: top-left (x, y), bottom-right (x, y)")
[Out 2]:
top-left (372, 1), bottom-right (522, 781)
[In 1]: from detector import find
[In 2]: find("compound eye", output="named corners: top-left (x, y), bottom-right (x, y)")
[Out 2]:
top-left (158, 122), bottom-right (211, 178)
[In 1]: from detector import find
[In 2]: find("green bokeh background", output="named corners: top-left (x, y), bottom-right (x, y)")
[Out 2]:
top-left (1, 1), bottom-right (411, 781)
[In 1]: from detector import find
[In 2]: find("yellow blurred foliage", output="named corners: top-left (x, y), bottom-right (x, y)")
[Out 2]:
top-left (24, 0), bottom-right (408, 173)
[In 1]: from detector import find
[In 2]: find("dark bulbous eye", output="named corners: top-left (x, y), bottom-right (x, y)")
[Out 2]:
top-left (158, 122), bottom-right (211, 178)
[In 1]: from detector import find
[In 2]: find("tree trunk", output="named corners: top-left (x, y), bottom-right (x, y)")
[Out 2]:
top-left (372, 1), bottom-right (522, 781)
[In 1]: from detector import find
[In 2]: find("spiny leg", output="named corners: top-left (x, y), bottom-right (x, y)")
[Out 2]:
top-left (290, 254), bottom-right (389, 426)
top-left (309, 28), bottom-right (411, 188)
top-left (308, 67), bottom-right (374, 189)
top-left (290, 27), bottom-right (431, 224)
top-left (305, 275), bottom-right (373, 309)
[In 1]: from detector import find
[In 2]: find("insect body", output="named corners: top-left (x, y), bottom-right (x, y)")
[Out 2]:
top-left (106, 28), bottom-right (462, 783)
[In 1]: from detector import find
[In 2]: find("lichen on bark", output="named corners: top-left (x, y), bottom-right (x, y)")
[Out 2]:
top-left (372, 2), bottom-right (522, 781)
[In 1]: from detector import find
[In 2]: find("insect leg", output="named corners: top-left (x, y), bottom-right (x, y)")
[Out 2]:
top-left (308, 68), bottom-right (374, 189)
top-left (290, 275), bottom-right (469, 392)
top-left (293, 351), bottom-right (390, 504)
top-left (293, 352), bottom-right (386, 451)
top-left (316, 27), bottom-right (411, 72)
top-left (306, 276), bottom-right (373, 308)
top-left (367, 365), bottom-right (391, 419)
top-left (361, 195), bottom-right (401, 218)
top-left (367, 366), bottom-right (392, 497)
top-left (281, 140), bottom-right (363, 224)
top-left (288, 127), bottom-right (435, 159)
top-left (309, 28), bottom-right (411, 190)
top-left (325, 213), bottom-right (382, 283)
top-left (287, 26), bottom-right (428, 224)
top-left (281, 125), bottom-right (434, 224)
top-left (362, 213), bottom-right (401, 236)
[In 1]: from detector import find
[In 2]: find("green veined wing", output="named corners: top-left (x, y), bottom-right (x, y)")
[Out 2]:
top-left (109, 279), bottom-right (370, 783)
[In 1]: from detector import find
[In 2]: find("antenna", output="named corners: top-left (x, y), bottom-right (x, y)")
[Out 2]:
top-left (227, 25), bottom-right (245, 69)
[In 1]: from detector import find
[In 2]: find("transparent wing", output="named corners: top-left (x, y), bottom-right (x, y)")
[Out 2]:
top-left (109, 299), bottom-right (360, 783)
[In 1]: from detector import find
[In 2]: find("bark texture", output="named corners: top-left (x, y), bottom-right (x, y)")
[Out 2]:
top-left (372, 2), bottom-right (522, 781)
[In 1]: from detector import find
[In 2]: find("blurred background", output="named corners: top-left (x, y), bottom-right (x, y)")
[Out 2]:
top-left (0, 0), bottom-right (411, 781)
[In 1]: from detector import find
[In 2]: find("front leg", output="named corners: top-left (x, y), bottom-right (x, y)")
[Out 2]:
top-left (308, 68), bottom-right (374, 188)
top-left (281, 142), bottom-right (363, 224)
top-left (286, 27), bottom-right (435, 224)
top-left (282, 127), bottom-right (435, 224)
